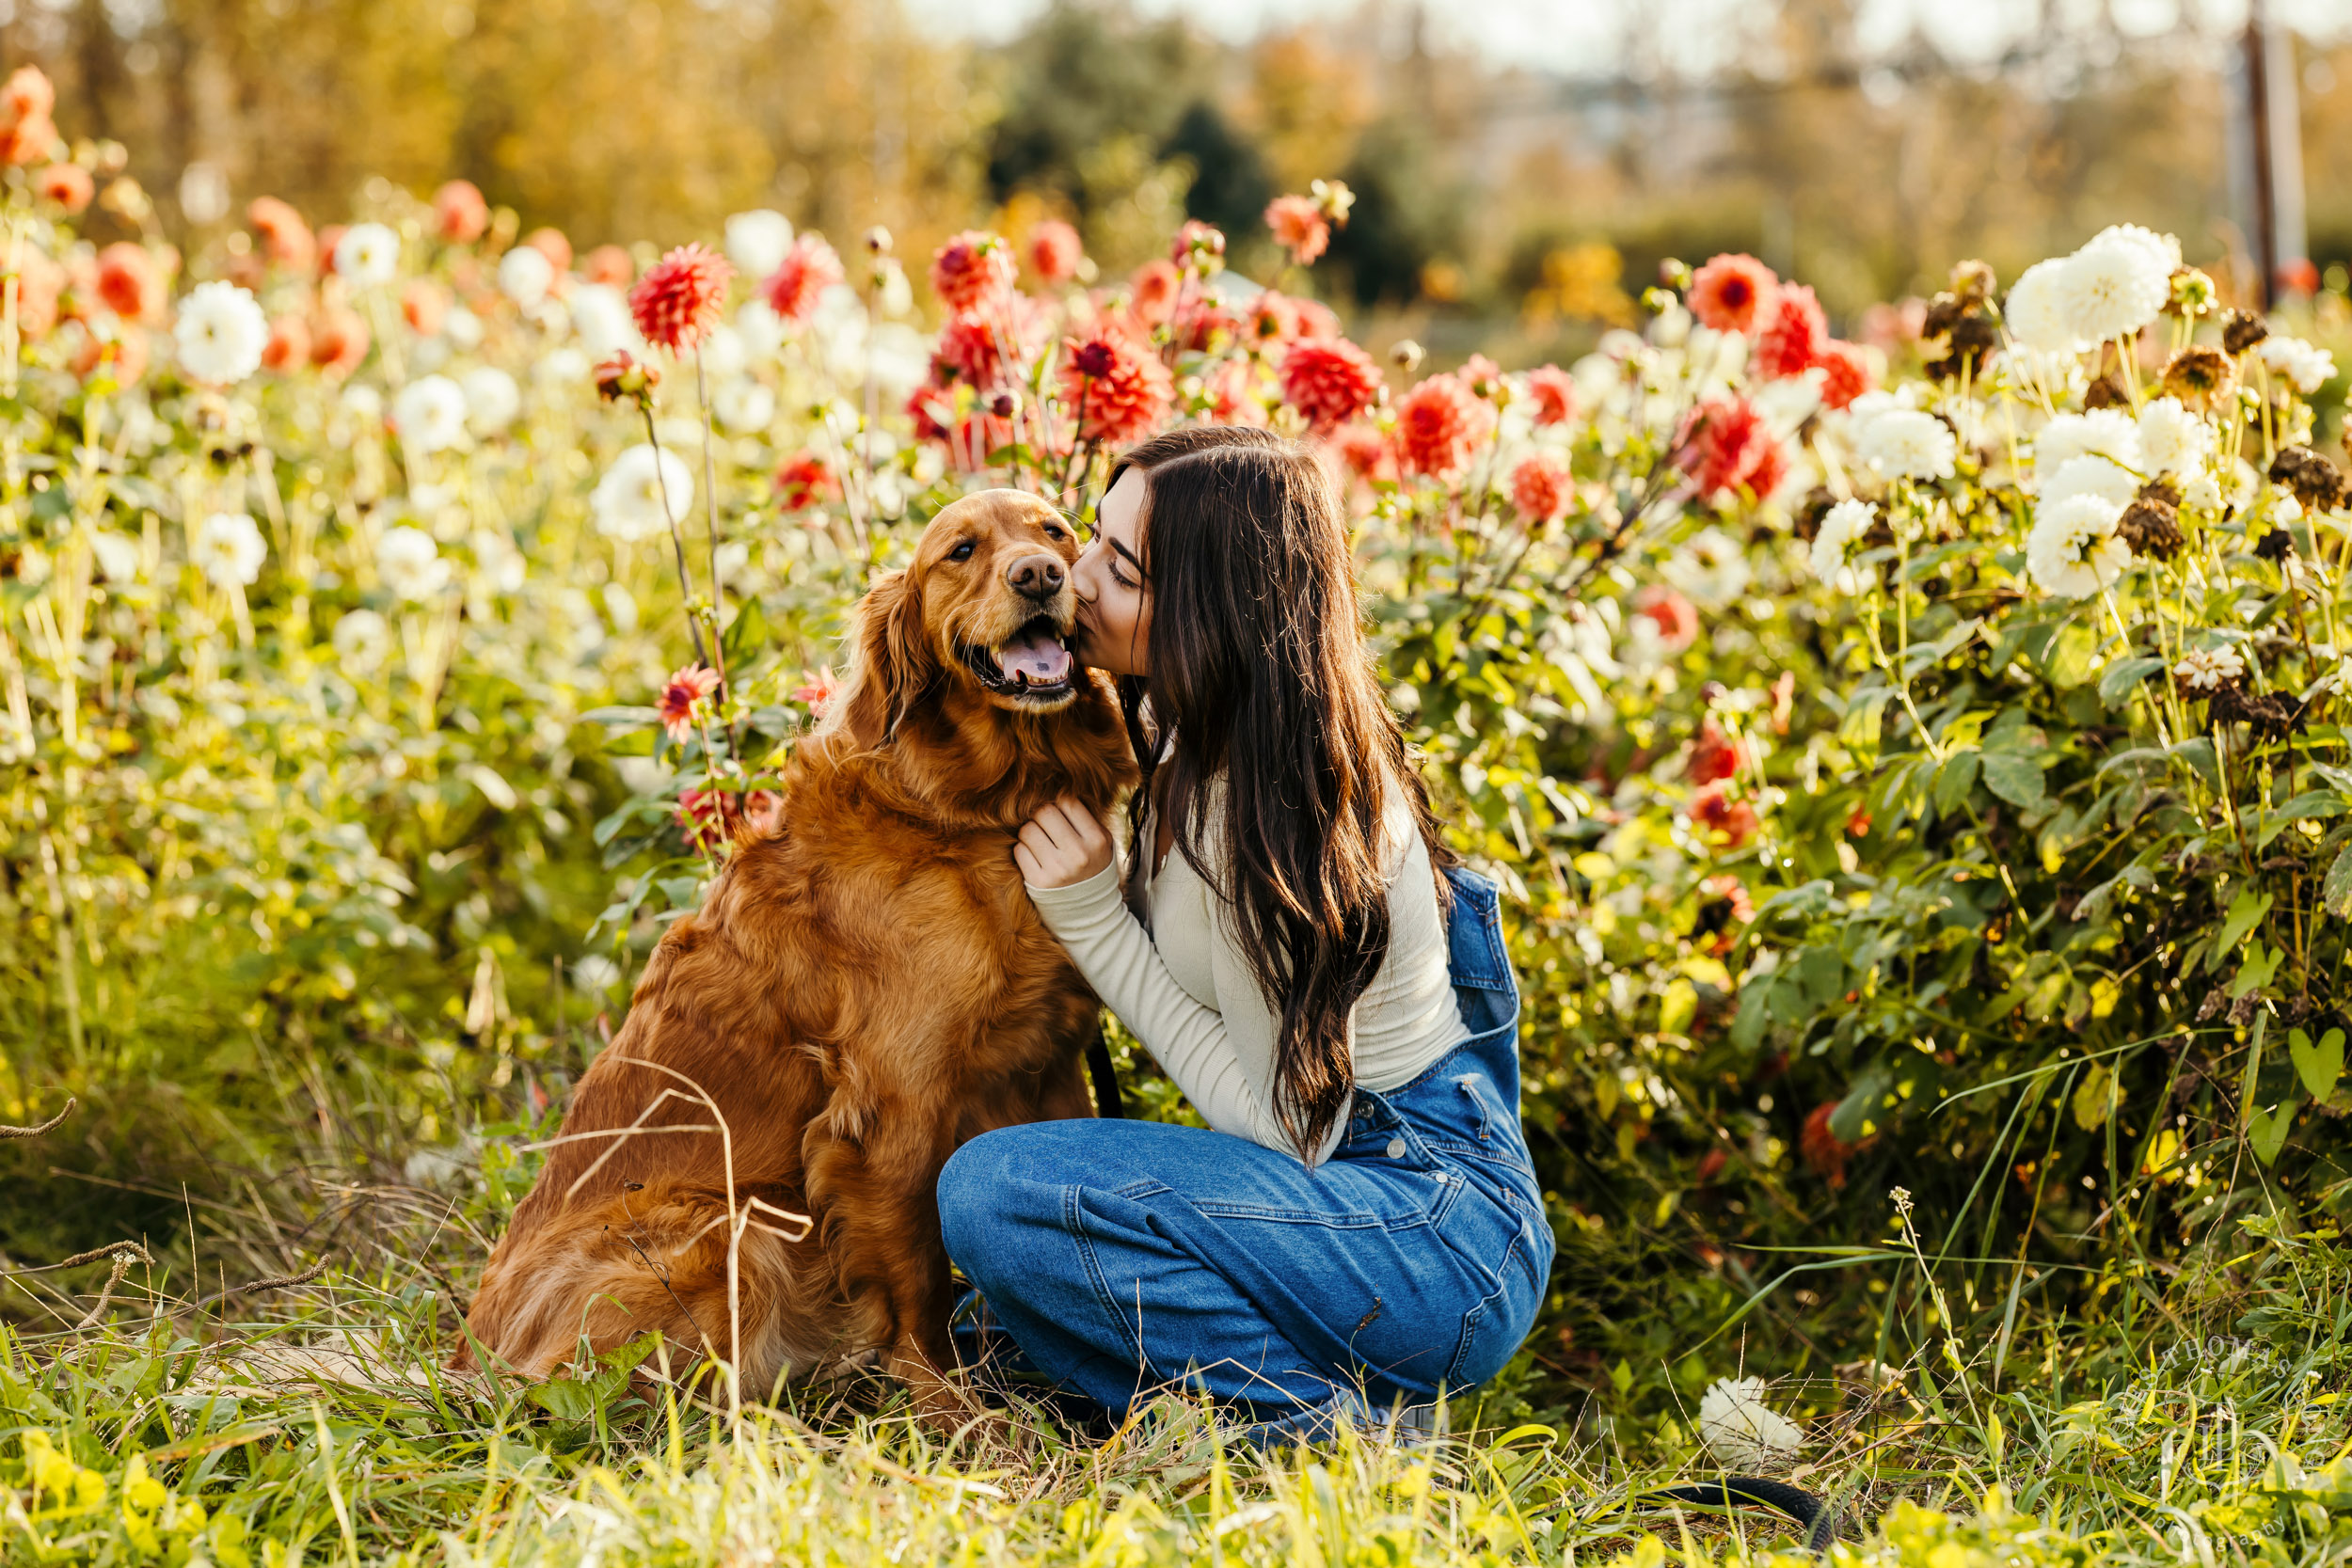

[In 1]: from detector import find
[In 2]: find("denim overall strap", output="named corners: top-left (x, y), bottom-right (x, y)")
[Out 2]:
top-left (1440, 863), bottom-right (1521, 1107)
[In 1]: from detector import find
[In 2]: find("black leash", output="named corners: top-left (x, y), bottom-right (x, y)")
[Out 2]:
top-left (1085, 1024), bottom-right (1125, 1119)
top-left (1630, 1477), bottom-right (1841, 1553)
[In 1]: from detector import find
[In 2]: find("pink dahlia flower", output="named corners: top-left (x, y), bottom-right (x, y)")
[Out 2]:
top-left (1264, 195), bottom-right (1330, 265)
top-left (658, 664), bottom-right (722, 743)
top-left (1059, 327), bottom-right (1172, 445)
top-left (1816, 340), bottom-right (1875, 411)
top-left (1027, 220), bottom-right (1084, 284)
top-left (1751, 282), bottom-right (1826, 380)
top-left (434, 180), bottom-right (489, 243)
top-left (37, 164), bottom-right (89, 214)
top-left (95, 243), bottom-right (164, 323)
top-left (1687, 252), bottom-right (1778, 334)
top-left (1279, 337), bottom-right (1383, 434)
top-left (1509, 451), bottom-right (1572, 524)
top-left (1679, 394), bottom-right (1788, 500)
top-left (261, 315), bottom-right (310, 372)
top-left (630, 244), bottom-right (735, 355)
top-left (761, 233), bottom-right (843, 326)
top-left (1525, 364), bottom-right (1579, 427)
top-left (246, 198), bottom-right (315, 272)
top-left (1393, 372), bottom-right (1495, 478)
top-left (929, 230), bottom-right (1015, 314)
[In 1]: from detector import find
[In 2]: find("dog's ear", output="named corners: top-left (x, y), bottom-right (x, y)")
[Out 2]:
top-left (840, 568), bottom-right (934, 750)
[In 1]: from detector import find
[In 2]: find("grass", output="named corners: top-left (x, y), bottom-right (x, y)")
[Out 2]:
top-left (1, 1109), bottom-right (2348, 1564)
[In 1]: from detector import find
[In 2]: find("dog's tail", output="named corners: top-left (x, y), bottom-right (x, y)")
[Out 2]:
top-left (1635, 1478), bottom-right (1840, 1553)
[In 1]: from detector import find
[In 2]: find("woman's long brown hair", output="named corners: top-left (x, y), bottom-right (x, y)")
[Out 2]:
top-left (1105, 425), bottom-right (1450, 1160)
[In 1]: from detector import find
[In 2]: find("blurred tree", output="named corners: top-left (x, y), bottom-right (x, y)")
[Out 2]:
top-left (1326, 115), bottom-right (1458, 309)
top-left (1162, 100), bottom-right (1271, 249)
top-left (980, 2), bottom-right (1209, 216)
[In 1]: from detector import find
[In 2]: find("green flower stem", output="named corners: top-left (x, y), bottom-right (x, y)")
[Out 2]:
top-left (639, 403), bottom-right (710, 672)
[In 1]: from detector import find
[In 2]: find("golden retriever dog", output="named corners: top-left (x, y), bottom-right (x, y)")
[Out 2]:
top-left (459, 488), bottom-right (1134, 1414)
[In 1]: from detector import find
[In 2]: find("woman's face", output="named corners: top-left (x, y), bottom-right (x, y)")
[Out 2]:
top-left (1071, 467), bottom-right (1152, 677)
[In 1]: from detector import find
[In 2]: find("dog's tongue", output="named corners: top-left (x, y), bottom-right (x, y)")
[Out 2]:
top-left (999, 626), bottom-right (1073, 686)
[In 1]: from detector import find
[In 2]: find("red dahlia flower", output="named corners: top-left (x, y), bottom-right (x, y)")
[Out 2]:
top-left (95, 243), bottom-right (164, 323)
top-left (762, 233), bottom-right (843, 326)
top-left (593, 350), bottom-right (658, 404)
top-left (523, 227), bottom-right (572, 274)
top-left (792, 666), bottom-right (838, 717)
top-left (929, 230), bottom-right (1015, 314)
top-left (310, 306), bottom-right (369, 377)
top-left (1689, 783), bottom-right (1758, 849)
top-left (1128, 260), bottom-right (1181, 326)
top-left (1687, 252), bottom-right (1778, 334)
top-left (630, 244), bottom-right (734, 355)
top-left (1393, 372), bottom-right (1495, 478)
top-left (402, 280), bottom-right (447, 337)
top-left (1509, 451), bottom-right (1572, 524)
top-left (934, 312), bottom-right (1011, 389)
top-left (1058, 327), bottom-right (1172, 445)
top-left (36, 163), bottom-right (89, 214)
top-left (1815, 340), bottom-right (1875, 411)
top-left (261, 315), bottom-right (309, 372)
top-left (1632, 585), bottom-right (1699, 651)
top-left (0, 66), bottom-right (55, 166)
top-left (1679, 394), bottom-right (1788, 501)
top-left (246, 197), bottom-right (315, 272)
top-left (584, 245), bottom-right (634, 286)
top-left (1801, 1103), bottom-right (1858, 1188)
top-left (1264, 194), bottom-right (1330, 265)
top-left (1027, 220), bottom-right (1084, 284)
top-left (1752, 282), bottom-right (1826, 380)
top-left (1279, 337), bottom-right (1383, 434)
top-left (1170, 219), bottom-right (1226, 268)
top-left (658, 663), bottom-right (722, 744)
top-left (434, 180), bottom-right (489, 243)
top-left (1525, 364), bottom-right (1579, 427)
top-left (678, 787), bottom-right (780, 852)
top-left (1687, 719), bottom-right (1746, 785)
top-left (1331, 422), bottom-right (1395, 483)
top-left (773, 451), bottom-right (840, 511)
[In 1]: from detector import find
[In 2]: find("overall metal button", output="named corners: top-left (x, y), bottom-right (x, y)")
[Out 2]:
top-left (1386, 1137), bottom-right (1406, 1159)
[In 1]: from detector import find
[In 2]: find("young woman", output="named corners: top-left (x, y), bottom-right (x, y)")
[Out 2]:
top-left (935, 426), bottom-right (1552, 1440)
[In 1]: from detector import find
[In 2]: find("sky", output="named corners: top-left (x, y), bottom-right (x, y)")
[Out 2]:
top-left (902, 0), bottom-right (2352, 75)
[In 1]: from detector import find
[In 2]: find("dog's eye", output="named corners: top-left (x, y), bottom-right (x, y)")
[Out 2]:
top-left (946, 540), bottom-right (977, 562)
top-left (1043, 525), bottom-right (1066, 541)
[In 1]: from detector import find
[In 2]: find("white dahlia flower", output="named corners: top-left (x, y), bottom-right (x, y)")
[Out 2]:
top-left (568, 282), bottom-right (642, 357)
top-left (724, 209), bottom-right (795, 280)
top-left (2173, 645), bottom-right (2245, 692)
top-left (2057, 227), bottom-right (2176, 344)
top-left (87, 530), bottom-right (140, 584)
top-left (341, 383), bottom-right (385, 423)
top-left (461, 366), bottom-right (520, 436)
top-left (332, 608), bottom-right (390, 666)
top-left (1661, 526), bottom-right (1752, 608)
top-left (2027, 492), bottom-right (2132, 599)
top-left (2136, 396), bottom-right (2212, 477)
top-left (1697, 1377), bottom-right (1804, 1472)
top-left (1810, 498), bottom-right (1875, 586)
top-left (1853, 407), bottom-right (1957, 481)
top-left (193, 512), bottom-right (266, 589)
top-left (711, 377), bottom-right (775, 436)
top-left (533, 345), bottom-right (589, 392)
top-left (698, 323), bottom-right (747, 381)
top-left (2036, 408), bottom-right (2141, 472)
top-left (173, 281), bottom-right (268, 385)
top-left (2260, 335), bottom-right (2337, 395)
top-left (498, 244), bottom-right (554, 309)
top-left (735, 299), bottom-right (787, 360)
top-left (2182, 470), bottom-right (2224, 515)
top-left (592, 444), bottom-right (693, 543)
top-left (2005, 258), bottom-right (2086, 356)
top-left (377, 525), bottom-right (452, 602)
top-left (2039, 454), bottom-right (2138, 509)
top-left (390, 373), bottom-right (469, 454)
top-left (334, 222), bottom-right (401, 288)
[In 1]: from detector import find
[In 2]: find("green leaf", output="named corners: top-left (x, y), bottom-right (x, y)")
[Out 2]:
top-left (2328, 844), bottom-right (2352, 918)
top-left (2044, 624), bottom-right (2100, 689)
top-left (1932, 752), bottom-right (1980, 814)
top-left (2096, 656), bottom-right (2168, 708)
top-left (1730, 983), bottom-right (1771, 1053)
top-left (1829, 1068), bottom-right (1891, 1145)
top-left (2218, 887), bottom-right (2274, 953)
top-left (580, 705), bottom-right (662, 726)
top-left (2248, 1101), bottom-right (2296, 1166)
top-left (2274, 790), bottom-right (2347, 822)
top-left (2071, 1062), bottom-right (2114, 1130)
top-left (1979, 752), bottom-right (2045, 809)
top-left (721, 596), bottom-right (769, 664)
top-left (2289, 1027), bottom-right (2344, 1103)
top-left (1838, 686), bottom-right (1895, 748)
top-left (2231, 940), bottom-right (2283, 999)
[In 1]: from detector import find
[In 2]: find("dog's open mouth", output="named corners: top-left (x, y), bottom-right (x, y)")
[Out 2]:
top-left (960, 617), bottom-right (1074, 702)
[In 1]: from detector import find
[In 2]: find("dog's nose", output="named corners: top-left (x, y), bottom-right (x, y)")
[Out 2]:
top-left (1006, 553), bottom-right (1066, 601)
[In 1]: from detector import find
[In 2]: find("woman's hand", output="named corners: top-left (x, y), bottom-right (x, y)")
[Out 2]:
top-left (1014, 798), bottom-right (1114, 889)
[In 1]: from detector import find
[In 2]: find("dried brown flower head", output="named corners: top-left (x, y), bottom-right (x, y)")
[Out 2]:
top-left (2161, 346), bottom-right (2236, 412)
top-left (2081, 374), bottom-right (2129, 410)
top-left (2163, 266), bottom-right (2217, 319)
top-left (2268, 445), bottom-right (2346, 512)
top-left (2253, 524), bottom-right (2296, 562)
top-left (2207, 683), bottom-right (2305, 738)
top-left (1792, 485), bottom-right (1836, 544)
top-left (1948, 259), bottom-right (1997, 304)
top-left (2222, 309), bottom-right (2270, 356)
top-left (2118, 495), bottom-right (2185, 560)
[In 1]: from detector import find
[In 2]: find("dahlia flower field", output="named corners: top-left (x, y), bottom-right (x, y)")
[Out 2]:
top-left (2, 63), bottom-right (2350, 1566)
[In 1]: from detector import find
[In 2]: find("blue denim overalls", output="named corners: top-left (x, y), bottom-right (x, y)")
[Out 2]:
top-left (938, 864), bottom-right (1553, 1435)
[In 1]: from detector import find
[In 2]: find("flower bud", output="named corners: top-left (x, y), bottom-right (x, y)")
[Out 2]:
top-left (1073, 341), bottom-right (1117, 379)
top-left (988, 390), bottom-right (1021, 420)
top-left (1658, 257), bottom-right (1693, 291)
top-left (863, 226), bottom-right (894, 257)
top-left (594, 350), bottom-right (658, 404)
top-left (1389, 339), bottom-right (1422, 373)
top-left (1311, 177), bottom-right (1355, 228)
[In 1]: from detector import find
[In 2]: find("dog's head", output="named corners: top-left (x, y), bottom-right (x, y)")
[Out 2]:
top-left (831, 489), bottom-right (1090, 746)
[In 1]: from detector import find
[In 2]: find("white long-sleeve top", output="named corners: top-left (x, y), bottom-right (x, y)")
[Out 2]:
top-left (1024, 782), bottom-right (1468, 1164)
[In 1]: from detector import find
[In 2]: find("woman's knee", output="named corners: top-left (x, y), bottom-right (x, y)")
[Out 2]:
top-left (938, 1124), bottom-right (1066, 1268)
